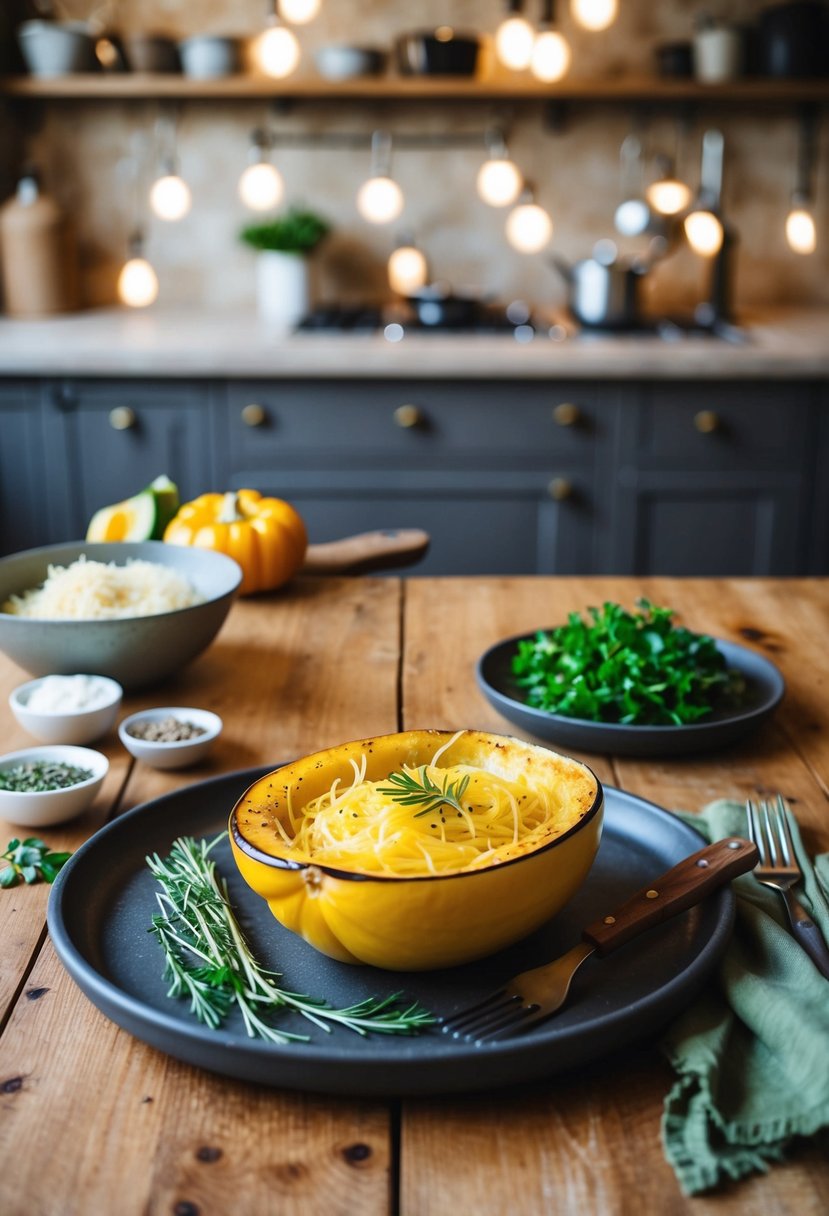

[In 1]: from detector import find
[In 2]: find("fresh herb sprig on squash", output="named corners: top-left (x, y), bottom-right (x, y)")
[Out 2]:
top-left (510, 599), bottom-right (744, 726)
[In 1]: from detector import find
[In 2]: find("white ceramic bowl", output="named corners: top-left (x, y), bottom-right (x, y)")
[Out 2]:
top-left (314, 44), bottom-right (386, 81)
top-left (179, 35), bottom-right (240, 79)
top-left (10, 675), bottom-right (123, 745)
top-left (119, 707), bottom-right (223, 770)
top-left (0, 541), bottom-right (242, 690)
top-left (18, 20), bottom-right (96, 77)
top-left (0, 744), bottom-right (109, 828)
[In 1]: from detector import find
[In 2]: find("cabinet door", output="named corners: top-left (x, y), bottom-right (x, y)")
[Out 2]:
top-left (612, 470), bottom-right (806, 576)
top-left (0, 381), bottom-right (49, 555)
top-left (240, 469), bottom-right (597, 577)
top-left (45, 380), bottom-right (212, 539)
top-left (610, 382), bottom-right (816, 576)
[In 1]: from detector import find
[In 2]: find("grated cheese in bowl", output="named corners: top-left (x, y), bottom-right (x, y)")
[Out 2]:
top-left (2, 555), bottom-right (205, 621)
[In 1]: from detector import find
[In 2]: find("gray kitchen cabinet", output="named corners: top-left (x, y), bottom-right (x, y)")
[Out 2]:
top-left (609, 382), bottom-right (817, 576)
top-left (42, 379), bottom-right (215, 539)
top-left (221, 379), bottom-right (619, 576)
top-left (2, 373), bottom-right (825, 576)
top-left (0, 380), bottom-right (50, 555)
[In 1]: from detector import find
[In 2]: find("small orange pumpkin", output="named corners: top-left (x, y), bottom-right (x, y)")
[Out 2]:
top-left (164, 489), bottom-right (307, 595)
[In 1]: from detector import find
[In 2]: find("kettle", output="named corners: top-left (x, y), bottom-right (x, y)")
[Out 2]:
top-left (551, 240), bottom-right (656, 330)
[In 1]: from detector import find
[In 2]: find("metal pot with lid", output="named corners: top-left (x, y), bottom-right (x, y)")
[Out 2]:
top-left (551, 239), bottom-right (665, 330)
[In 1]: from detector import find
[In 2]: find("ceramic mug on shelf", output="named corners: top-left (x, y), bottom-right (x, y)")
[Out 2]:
top-left (693, 26), bottom-right (743, 83)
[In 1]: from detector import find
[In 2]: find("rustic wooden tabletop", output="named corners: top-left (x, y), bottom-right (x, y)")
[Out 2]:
top-left (1, 576), bottom-right (827, 1215)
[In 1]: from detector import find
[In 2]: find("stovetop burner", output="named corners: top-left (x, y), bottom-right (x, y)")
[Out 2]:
top-left (294, 305), bottom-right (747, 345)
top-left (296, 302), bottom-right (535, 337)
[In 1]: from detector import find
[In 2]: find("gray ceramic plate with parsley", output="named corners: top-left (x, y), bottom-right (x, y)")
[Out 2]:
top-left (477, 635), bottom-right (785, 756)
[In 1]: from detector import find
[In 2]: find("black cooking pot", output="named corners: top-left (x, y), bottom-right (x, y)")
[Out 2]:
top-left (756, 1), bottom-right (829, 78)
top-left (405, 286), bottom-right (484, 328)
top-left (395, 30), bottom-right (481, 77)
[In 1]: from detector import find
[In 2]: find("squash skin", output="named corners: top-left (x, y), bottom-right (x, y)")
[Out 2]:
top-left (230, 729), bottom-right (603, 971)
top-left (163, 489), bottom-right (307, 595)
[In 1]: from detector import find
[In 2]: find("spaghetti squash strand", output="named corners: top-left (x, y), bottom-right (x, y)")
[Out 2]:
top-left (270, 735), bottom-right (582, 876)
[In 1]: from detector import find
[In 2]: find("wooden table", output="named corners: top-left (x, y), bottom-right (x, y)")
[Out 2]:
top-left (1, 576), bottom-right (828, 1215)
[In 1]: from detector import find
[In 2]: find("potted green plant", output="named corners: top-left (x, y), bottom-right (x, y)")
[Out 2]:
top-left (240, 208), bottom-right (330, 330)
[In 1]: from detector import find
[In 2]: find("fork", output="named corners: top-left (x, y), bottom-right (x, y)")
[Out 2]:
top-left (746, 795), bottom-right (829, 979)
top-left (439, 836), bottom-right (758, 1045)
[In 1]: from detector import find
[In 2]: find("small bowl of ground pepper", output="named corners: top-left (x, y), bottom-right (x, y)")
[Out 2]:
top-left (0, 744), bottom-right (109, 827)
top-left (118, 707), bottom-right (222, 770)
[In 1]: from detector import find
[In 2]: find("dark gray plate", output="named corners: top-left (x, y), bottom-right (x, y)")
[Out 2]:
top-left (48, 769), bottom-right (733, 1096)
top-left (477, 635), bottom-right (785, 757)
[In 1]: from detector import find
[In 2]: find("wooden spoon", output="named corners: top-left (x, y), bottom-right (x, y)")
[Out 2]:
top-left (300, 528), bottom-right (430, 575)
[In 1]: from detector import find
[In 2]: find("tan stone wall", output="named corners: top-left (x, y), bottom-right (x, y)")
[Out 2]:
top-left (15, 1), bottom-right (829, 314)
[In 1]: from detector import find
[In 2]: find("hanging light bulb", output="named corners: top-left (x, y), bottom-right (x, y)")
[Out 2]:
top-left (388, 239), bottom-right (429, 295)
top-left (117, 231), bottom-right (159, 308)
top-left (279, 0), bottom-right (321, 23)
top-left (357, 131), bottom-right (404, 224)
top-left (495, 0), bottom-right (535, 70)
top-left (149, 164), bottom-right (192, 222)
top-left (785, 109), bottom-right (819, 255)
top-left (148, 111), bottom-right (191, 222)
top-left (254, 2), bottom-right (301, 78)
top-left (645, 154), bottom-right (692, 216)
top-left (238, 128), bottom-right (284, 211)
top-left (358, 176), bottom-right (404, 224)
top-left (476, 129), bottom-right (523, 207)
top-left (785, 197), bottom-right (817, 255)
top-left (570, 0), bottom-right (618, 31)
top-left (530, 1), bottom-right (571, 83)
top-left (683, 208), bottom-right (724, 257)
top-left (506, 189), bottom-right (554, 252)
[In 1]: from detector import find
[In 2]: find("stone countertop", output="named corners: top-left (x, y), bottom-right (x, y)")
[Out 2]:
top-left (0, 307), bottom-right (827, 380)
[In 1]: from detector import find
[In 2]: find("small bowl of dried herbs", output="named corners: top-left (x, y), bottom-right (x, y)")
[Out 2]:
top-left (119, 707), bottom-right (222, 770)
top-left (0, 744), bottom-right (108, 827)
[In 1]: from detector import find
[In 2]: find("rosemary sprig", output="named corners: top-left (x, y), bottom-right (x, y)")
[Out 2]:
top-left (377, 767), bottom-right (471, 818)
top-left (146, 834), bottom-right (435, 1043)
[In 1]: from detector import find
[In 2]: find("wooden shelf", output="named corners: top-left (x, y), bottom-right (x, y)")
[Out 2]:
top-left (2, 72), bottom-right (828, 103)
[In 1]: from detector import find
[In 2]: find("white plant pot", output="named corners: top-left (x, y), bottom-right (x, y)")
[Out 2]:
top-left (255, 251), bottom-right (309, 331)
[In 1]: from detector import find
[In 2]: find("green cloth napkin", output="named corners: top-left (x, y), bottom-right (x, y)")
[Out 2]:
top-left (660, 800), bottom-right (829, 1195)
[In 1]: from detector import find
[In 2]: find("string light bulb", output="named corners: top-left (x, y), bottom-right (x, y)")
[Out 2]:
top-left (357, 176), bottom-right (404, 224)
top-left (785, 197), bottom-right (817, 255)
top-left (357, 131), bottom-right (404, 224)
top-left (684, 208), bottom-right (724, 257)
top-left (148, 166), bottom-right (191, 222)
top-left (495, 1), bottom-right (535, 70)
top-left (238, 129), bottom-right (284, 211)
top-left (254, 3), bottom-right (300, 78)
top-left (279, 0), bottom-right (321, 23)
top-left (785, 111), bottom-right (818, 255)
top-left (506, 190), bottom-right (554, 252)
top-left (570, 0), bottom-right (618, 31)
top-left (645, 155), bottom-right (692, 216)
top-left (388, 240), bottom-right (429, 295)
top-left (476, 130), bottom-right (523, 207)
top-left (531, 1), bottom-right (571, 82)
top-left (117, 232), bottom-right (158, 308)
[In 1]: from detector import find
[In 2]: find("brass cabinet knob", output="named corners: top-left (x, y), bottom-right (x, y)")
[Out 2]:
top-left (108, 406), bottom-right (136, 431)
top-left (394, 404), bottom-right (423, 429)
top-left (552, 402), bottom-right (581, 428)
top-left (547, 477), bottom-right (574, 502)
top-left (241, 403), bottom-right (268, 428)
top-left (694, 409), bottom-right (720, 434)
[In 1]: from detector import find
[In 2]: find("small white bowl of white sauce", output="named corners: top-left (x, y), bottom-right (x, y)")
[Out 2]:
top-left (10, 674), bottom-right (123, 745)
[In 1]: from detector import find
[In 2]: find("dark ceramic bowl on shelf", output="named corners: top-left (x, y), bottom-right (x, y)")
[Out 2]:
top-left (395, 30), bottom-right (481, 77)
